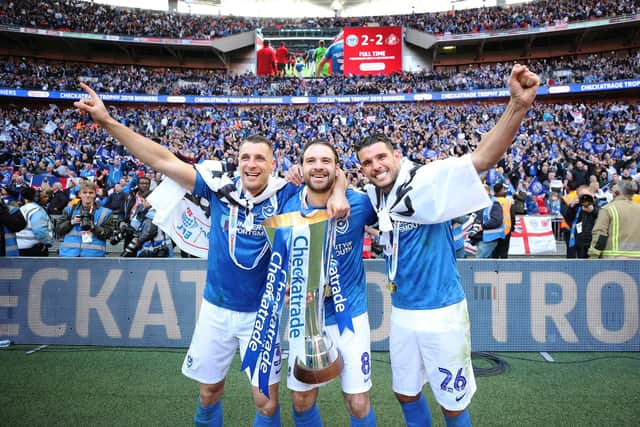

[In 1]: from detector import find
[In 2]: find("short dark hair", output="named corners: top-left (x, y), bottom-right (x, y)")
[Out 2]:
top-left (493, 182), bottom-right (504, 194)
top-left (239, 134), bottom-right (273, 154)
top-left (300, 139), bottom-right (340, 167)
top-left (263, 40), bottom-right (270, 47)
top-left (354, 133), bottom-right (394, 154)
top-left (21, 186), bottom-right (36, 201)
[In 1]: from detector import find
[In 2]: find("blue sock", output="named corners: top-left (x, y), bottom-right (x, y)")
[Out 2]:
top-left (194, 399), bottom-right (222, 427)
top-left (400, 395), bottom-right (432, 427)
top-left (350, 406), bottom-right (377, 427)
top-left (254, 404), bottom-right (281, 427)
top-left (293, 403), bottom-right (323, 427)
top-left (444, 408), bottom-right (472, 427)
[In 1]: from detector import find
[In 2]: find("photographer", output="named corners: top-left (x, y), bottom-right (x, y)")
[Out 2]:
top-left (16, 187), bottom-right (53, 256)
top-left (0, 198), bottom-right (26, 256)
top-left (563, 185), bottom-right (599, 259)
top-left (121, 175), bottom-right (151, 248)
top-left (119, 191), bottom-right (173, 258)
top-left (56, 181), bottom-right (115, 257)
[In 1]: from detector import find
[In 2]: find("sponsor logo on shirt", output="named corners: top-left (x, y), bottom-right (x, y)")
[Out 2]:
top-left (399, 222), bottom-right (419, 232)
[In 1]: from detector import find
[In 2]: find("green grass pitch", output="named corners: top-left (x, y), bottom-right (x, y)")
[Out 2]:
top-left (1, 346), bottom-right (638, 426)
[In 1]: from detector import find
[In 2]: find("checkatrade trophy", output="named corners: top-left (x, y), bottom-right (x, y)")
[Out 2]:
top-left (262, 210), bottom-right (343, 384)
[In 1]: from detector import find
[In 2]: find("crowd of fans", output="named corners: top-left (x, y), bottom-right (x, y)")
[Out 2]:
top-left (1, 97), bottom-right (639, 257)
top-left (2, 49), bottom-right (639, 95)
top-left (1, 0), bottom-right (638, 39)
top-left (2, 100), bottom-right (638, 204)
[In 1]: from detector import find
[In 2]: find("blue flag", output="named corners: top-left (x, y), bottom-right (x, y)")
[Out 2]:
top-left (528, 177), bottom-right (545, 196)
top-left (30, 174), bottom-right (60, 189)
top-left (486, 168), bottom-right (497, 185)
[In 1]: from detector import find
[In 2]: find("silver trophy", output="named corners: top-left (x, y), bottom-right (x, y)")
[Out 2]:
top-left (262, 210), bottom-right (343, 384)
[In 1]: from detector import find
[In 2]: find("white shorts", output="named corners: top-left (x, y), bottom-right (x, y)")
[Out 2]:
top-left (287, 313), bottom-right (372, 394)
top-left (390, 299), bottom-right (476, 411)
top-left (182, 299), bottom-right (282, 387)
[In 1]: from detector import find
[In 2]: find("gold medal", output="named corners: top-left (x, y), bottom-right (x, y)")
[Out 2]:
top-left (324, 285), bottom-right (333, 298)
top-left (387, 281), bottom-right (397, 293)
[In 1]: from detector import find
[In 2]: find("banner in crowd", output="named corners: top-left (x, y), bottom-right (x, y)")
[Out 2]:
top-left (509, 215), bottom-right (556, 255)
top-left (1, 259), bottom-right (638, 351)
top-left (29, 174), bottom-right (69, 190)
top-left (3, 78), bottom-right (639, 105)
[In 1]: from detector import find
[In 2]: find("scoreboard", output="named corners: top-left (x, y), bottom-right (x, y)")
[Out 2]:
top-left (343, 26), bottom-right (402, 76)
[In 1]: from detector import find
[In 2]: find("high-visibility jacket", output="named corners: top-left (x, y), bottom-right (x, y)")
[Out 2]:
top-left (2, 225), bottom-right (19, 256)
top-left (560, 191), bottom-right (578, 230)
top-left (589, 198), bottom-right (640, 258)
top-left (482, 199), bottom-right (505, 242)
top-left (16, 202), bottom-right (53, 249)
top-left (495, 196), bottom-right (513, 235)
top-left (2, 205), bottom-right (22, 256)
top-left (59, 205), bottom-right (112, 257)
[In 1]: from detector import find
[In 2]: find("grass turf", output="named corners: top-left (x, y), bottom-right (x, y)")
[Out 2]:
top-left (0, 346), bottom-right (638, 426)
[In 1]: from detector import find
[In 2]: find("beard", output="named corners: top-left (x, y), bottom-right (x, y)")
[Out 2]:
top-left (306, 174), bottom-right (335, 194)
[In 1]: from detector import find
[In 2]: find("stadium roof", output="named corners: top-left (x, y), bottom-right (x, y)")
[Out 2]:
top-left (90, 0), bottom-right (534, 18)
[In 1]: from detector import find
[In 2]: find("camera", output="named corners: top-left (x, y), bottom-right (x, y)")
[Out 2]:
top-left (110, 221), bottom-right (134, 245)
top-left (121, 237), bottom-right (140, 257)
top-left (80, 208), bottom-right (93, 231)
top-left (579, 194), bottom-right (594, 206)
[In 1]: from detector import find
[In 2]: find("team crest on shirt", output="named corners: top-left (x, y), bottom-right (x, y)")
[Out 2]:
top-left (262, 203), bottom-right (276, 218)
top-left (336, 218), bottom-right (349, 234)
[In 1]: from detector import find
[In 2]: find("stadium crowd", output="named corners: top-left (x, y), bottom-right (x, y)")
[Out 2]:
top-left (2, 100), bottom-right (639, 207)
top-left (1, 0), bottom-right (637, 39)
top-left (2, 49), bottom-right (639, 95)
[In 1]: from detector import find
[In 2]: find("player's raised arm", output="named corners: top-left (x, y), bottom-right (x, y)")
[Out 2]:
top-left (471, 64), bottom-right (540, 173)
top-left (74, 82), bottom-right (196, 191)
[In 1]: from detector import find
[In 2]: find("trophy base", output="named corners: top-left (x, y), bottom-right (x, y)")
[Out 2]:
top-left (294, 352), bottom-right (344, 385)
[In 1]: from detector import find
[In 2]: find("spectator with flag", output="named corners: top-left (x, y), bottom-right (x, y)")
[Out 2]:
top-left (96, 153), bottom-right (124, 188)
